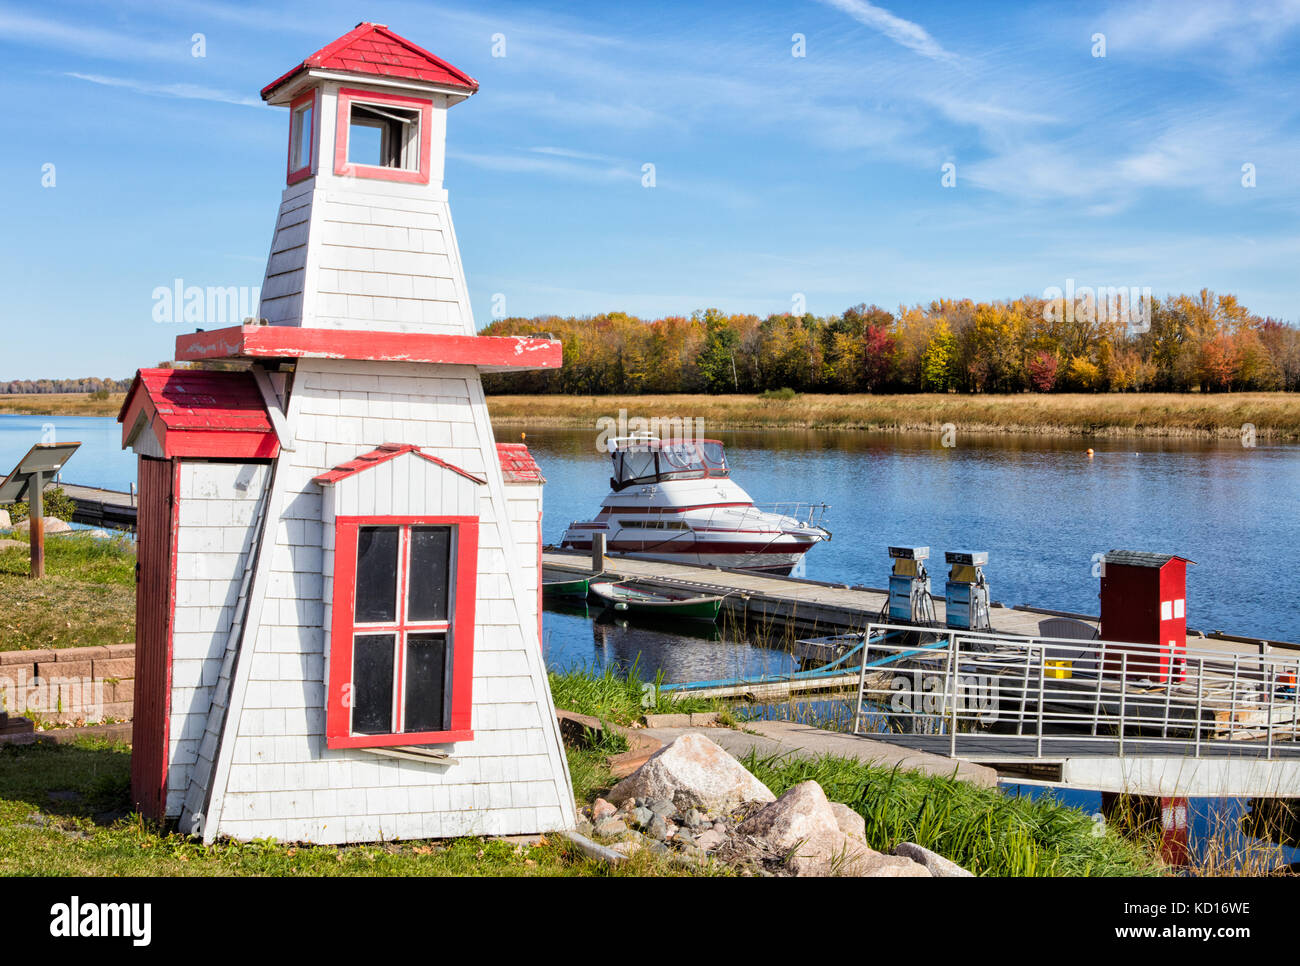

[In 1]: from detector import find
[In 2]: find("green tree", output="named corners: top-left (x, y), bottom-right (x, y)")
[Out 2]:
top-left (921, 322), bottom-right (958, 391)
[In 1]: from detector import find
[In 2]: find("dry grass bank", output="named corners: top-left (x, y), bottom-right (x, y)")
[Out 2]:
top-left (486, 392), bottom-right (1300, 440)
top-left (5, 390), bottom-right (1297, 440)
top-left (0, 393), bottom-right (126, 417)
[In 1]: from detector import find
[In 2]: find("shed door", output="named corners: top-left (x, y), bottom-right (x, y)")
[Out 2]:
top-left (131, 456), bottom-right (178, 821)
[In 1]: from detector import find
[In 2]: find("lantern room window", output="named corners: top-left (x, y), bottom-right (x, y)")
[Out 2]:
top-left (286, 90), bottom-right (316, 184)
top-left (327, 516), bottom-right (478, 748)
top-left (348, 103), bottom-right (420, 170)
top-left (333, 88), bottom-right (433, 184)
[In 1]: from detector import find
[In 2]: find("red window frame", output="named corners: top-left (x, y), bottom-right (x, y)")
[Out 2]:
top-left (333, 87), bottom-right (433, 185)
top-left (286, 89), bottom-right (317, 185)
top-left (326, 515), bottom-right (477, 748)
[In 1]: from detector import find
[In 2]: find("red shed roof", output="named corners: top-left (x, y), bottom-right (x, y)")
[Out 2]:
top-left (313, 443), bottom-right (485, 486)
top-left (496, 443), bottom-right (544, 484)
top-left (262, 23), bottom-right (479, 101)
top-left (118, 368), bottom-right (280, 459)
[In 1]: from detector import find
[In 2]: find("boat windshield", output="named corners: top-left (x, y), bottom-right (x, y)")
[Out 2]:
top-left (608, 437), bottom-right (729, 489)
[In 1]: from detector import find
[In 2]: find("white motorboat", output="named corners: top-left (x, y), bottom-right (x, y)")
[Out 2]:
top-left (559, 435), bottom-right (830, 575)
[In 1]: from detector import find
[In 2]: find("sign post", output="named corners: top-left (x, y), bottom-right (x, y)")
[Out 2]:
top-left (0, 442), bottom-right (81, 580)
top-left (28, 469), bottom-right (45, 578)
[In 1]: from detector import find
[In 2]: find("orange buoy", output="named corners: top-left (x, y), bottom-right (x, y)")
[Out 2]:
top-left (521, 432), bottom-right (526, 441)
top-left (1086, 448), bottom-right (1094, 457)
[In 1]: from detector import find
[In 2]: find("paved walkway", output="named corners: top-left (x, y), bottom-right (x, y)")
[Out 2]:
top-left (641, 720), bottom-right (999, 787)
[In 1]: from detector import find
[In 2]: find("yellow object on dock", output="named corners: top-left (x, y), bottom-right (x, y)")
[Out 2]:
top-left (1045, 659), bottom-right (1072, 679)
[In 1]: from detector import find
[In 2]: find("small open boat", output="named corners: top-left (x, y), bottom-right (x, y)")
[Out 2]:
top-left (541, 567), bottom-right (591, 599)
top-left (588, 580), bottom-right (724, 623)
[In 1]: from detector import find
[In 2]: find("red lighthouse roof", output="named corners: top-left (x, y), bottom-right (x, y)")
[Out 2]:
top-left (262, 22), bottom-right (479, 101)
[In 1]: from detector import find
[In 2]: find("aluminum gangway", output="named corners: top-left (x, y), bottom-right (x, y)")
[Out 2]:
top-left (851, 622), bottom-right (1300, 797)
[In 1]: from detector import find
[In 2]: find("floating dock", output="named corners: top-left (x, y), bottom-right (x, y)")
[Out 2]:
top-left (55, 481), bottom-right (137, 528)
top-left (541, 548), bottom-right (1297, 660)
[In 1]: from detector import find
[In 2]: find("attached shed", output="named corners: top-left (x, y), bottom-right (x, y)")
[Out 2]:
top-left (118, 368), bottom-right (279, 820)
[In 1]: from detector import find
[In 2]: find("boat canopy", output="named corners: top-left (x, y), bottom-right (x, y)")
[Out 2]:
top-left (607, 436), bottom-right (729, 489)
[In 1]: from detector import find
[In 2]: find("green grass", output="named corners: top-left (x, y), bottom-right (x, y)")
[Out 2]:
top-left (547, 660), bottom-right (728, 725)
top-left (0, 532), bottom-right (136, 651)
top-left (0, 736), bottom-right (712, 876)
top-left (743, 751), bottom-right (1163, 877)
top-left (563, 727), bottom-right (628, 804)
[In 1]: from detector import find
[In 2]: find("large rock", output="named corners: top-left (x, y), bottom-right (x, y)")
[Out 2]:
top-left (737, 781), bottom-right (930, 877)
top-left (858, 853), bottom-right (933, 877)
top-left (893, 842), bottom-right (974, 877)
top-left (0, 509), bottom-right (10, 529)
top-left (736, 781), bottom-right (873, 876)
top-left (829, 802), bottom-right (866, 841)
top-left (608, 733), bottom-right (775, 814)
top-left (737, 781), bottom-right (840, 853)
top-left (13, 517), bottom-right (71, 535)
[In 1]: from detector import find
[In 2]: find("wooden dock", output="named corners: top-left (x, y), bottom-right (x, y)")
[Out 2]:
top-left (541, 548), bottom-right (1294, 660)
top-left (48, 481), bottom-right (136, 529)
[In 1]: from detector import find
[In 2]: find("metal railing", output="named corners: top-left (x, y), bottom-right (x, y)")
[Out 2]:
top-left (851, 622), bottom-right (1300, 759)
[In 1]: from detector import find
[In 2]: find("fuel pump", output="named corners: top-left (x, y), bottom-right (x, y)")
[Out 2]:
top-left (944, 550), bottom-right (991, 632)
top-left (886, 546), bottom-right (936, 625)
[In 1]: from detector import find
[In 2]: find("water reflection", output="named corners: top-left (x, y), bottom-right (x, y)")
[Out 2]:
top-left (542, 602), bottom-right (796, 684)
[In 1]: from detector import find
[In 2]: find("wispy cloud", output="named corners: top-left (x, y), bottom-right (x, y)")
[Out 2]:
top-left (65, 72), bottom-right (264, 107)
top-left (449, 149), bottom-right (633, 182)
top-left (1099, 0), bottom-right (1300, 58)
top-left (815, 0), bottom-right (956, 61)
top-left (0, 7), bottom-right (187, 62)
top-left (528, 146), bottom-right (620, 163)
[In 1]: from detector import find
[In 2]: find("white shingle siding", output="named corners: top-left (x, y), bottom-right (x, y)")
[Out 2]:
top-left (255, 81), bottom-right (472, 337)
top-left (183, 359), bottom-right (574, 844)
top-left (165, 461), bottom-right (270, 816)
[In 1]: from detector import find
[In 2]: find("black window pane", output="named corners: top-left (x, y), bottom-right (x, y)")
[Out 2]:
top-left (352, 634), bottom-right (395, 735)
top-left (408, 526), bottom-right (451, 622)
top-left (404, 633), bottom-right (448, 733)
top-left (354, 526), bottom-right (398, 622)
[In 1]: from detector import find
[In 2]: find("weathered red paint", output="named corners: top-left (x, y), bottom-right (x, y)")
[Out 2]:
top-left (496, 442), bottom-right (545, 484)
top-left (326, 515), bottom-right (479, 749)
top-left (131, 456), bottom-right (179, 820)
top-left (312, 442), bottom-right (485, 486)
top-left (262, 22), bottom-right (478, 102)
top-left (174, 325), bottom-right (562, 372)
top-left (118, 368), bottom-right (280, 459)
top-left (334, 87), bottom-right (433, 185)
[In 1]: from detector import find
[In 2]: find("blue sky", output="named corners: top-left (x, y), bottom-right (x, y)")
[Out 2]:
top-left (2, 0), bottom-right (1298, 379)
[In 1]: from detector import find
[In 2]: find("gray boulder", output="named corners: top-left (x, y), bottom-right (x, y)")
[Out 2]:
top-left (893, 842), bottom-right (974, 877)
top-left (608, 733), bottom-right (775, 813)
top-left (14, 517), bottom-right (70, 535)
top-left (829, 802), bottom-right (866, 841)
top-left (737, 780), bottom-right (930, 877)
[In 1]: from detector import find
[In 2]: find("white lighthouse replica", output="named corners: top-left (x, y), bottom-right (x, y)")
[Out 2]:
top-left (118, 23), bottom-right (574, 844)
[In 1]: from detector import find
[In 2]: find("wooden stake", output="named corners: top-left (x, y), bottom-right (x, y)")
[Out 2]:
top-left (29, 470), bottom-right (44, 579)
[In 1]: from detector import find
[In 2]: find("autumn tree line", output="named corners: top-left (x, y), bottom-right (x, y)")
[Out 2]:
top-left (1, 377), bottom-right (132, 395)
top-left (481, 289), bottom-right (1300, 396)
